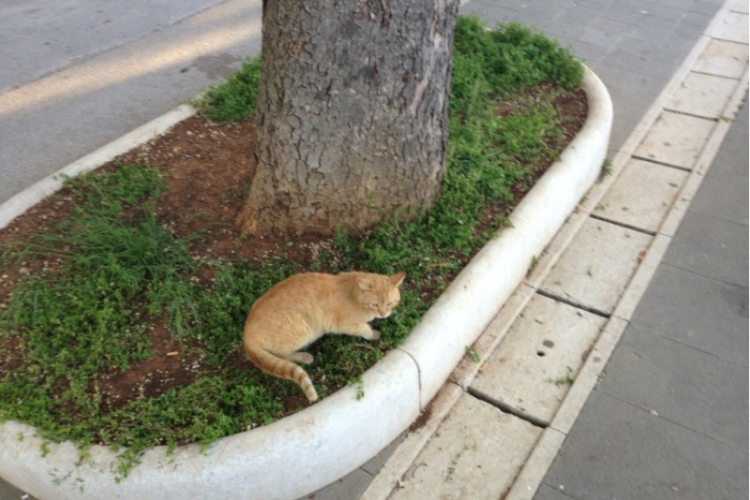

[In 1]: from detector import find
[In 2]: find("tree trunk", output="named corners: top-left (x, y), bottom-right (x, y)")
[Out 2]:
top-left (239, 0), bottom-right (459, 236)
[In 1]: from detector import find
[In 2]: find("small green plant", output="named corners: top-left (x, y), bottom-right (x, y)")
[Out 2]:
top-left (546, 366), bottom-right (575, 387)
top-left (465, 346), bottom-right (481, 363)
top-left (348, 376), bottom-right (365, 400)
top-left (586, 265), bottom-right (594, 277)
top-left (194, 57), bottom-right (261, 122)
top-left (599, 158), bottom-right (613, 180)
top-left (445, 442), bottom-right (475, 482)
top-left (528, 255), bottom-right (540, 275)
top-left (446, 451), bottom-right (461, 482)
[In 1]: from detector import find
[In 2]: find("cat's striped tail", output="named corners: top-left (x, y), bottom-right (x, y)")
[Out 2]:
top-left (244, 345), bottom-right (318, 402)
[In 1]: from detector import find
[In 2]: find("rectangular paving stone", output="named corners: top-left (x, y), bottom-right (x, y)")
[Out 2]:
top-left (533, 484), bottom-right (569, 500)
top-left (689, 163), bottom-right (749, 224)
top-left (601, 322), bottom-right (734, 438)
top-left (578, 18), bottom-right (634, 47)
top-left (596, 158), bottom-right (688, 232)
top-left (634, 110), bottom-right (716, 168)
top-left (541, 392), bottom-right (748, 500)
top-left (726, 0), bottom-right (749, 14)
top-left (390, 394), bottom-right (542, 500)
top-left (461, 0), bottom-right (519, 26)
top-left (300, 468), bottom-right (375, 500)
top-left (663, 209), bottom-right (748, 286)
top-left (666, 71), bottom-right (739, 118)
top-left (693, 39), bottom-right (749, 78)
top-left (540, 218), bottom-right (653, 315)
top-left (629, 264), bottom-right (749, 364)
top-left (470, 294), bottom-right (606, 426)
top-left (595, 68), bottom-right (665, 149)
top-left (708, 10), bottom-right (749, 43)
top-left (705, 359), bottom-right (749, 446)
top-left (603, 49), bottom-right (677, 79)
top-left (361, 433), bottom-right (406, 475)
top-left (0, 480), bottom-right (33, 500)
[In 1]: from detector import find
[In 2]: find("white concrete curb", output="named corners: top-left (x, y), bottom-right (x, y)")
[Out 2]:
top-left (0, 67), bottom-right (611, 500)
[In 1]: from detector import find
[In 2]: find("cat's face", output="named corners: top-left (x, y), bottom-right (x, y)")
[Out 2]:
top-left (357, 272), bottom-right (406, 319)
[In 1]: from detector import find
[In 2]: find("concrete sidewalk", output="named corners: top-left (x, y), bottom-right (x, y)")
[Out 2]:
top-left (534, 97), bottom-right (748, 500)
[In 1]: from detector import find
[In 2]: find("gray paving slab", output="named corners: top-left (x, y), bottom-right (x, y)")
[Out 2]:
top-left (0, 481), bottom-right (29, 500)
top-left (536, 55), bottom-right (748, 500)
top-left (539, 392), bottom-right (748, 500)
top-left (470, 294), bottom-right (606, 426)
top-left (704, 358), bottom-right (750, 445)
top-left (689, 162), bottom-right (749, 224)
top-left (389, 393), bottom-right (542, 500)
top-left (662, 210), bottom-right (749, 286)
top-left (694, 39), bottom-right (750, 77)
top-left (588, 65), bottom-right (665, 149)
top-left (532, 484), bottom-right (570, 500)
top-left (689, 98), bottom-right (749, 223)
top-left (635, 111), bottom-right (717, 169)
top-left (540, 218), bottom-right (653, 315)
top-left (600, 322), bottom-right (743, 441)
top-left (629, 263), bottom-right (749, 364)
top-left (458, 0), bottom-right (516, 27)
top-left (360, 433), bottom-right (406, 476)
top-left (666, 72), bottom-right (740, 118)
top-left (596, 159), bottom-right (688, 233)
top-left (299, 468), bottom-right (374, 500)
top-left (295, 433), bottom-right (406, 500)
top-left (711, 98), bottom-right (750, 177)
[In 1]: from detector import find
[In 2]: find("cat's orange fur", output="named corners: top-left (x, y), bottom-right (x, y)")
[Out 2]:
top-left (243, 271), bottom-right (406, 402)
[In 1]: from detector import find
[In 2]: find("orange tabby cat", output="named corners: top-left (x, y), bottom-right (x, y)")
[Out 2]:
top-left (243, 271), bottom-right (406, 402)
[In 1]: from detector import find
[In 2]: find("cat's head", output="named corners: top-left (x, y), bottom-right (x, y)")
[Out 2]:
top-left (356, 271), bottom-right (406, 319)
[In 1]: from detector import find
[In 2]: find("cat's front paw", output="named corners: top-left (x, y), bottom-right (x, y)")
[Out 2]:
top-left (369, 329), bottom-right (381, 341)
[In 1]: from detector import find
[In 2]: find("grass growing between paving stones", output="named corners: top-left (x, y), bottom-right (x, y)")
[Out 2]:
top-left (0, 16), bottom-right (583, 477)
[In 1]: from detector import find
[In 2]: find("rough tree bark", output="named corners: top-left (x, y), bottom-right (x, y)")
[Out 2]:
top-left (238, 0), bottom-right (460, 236)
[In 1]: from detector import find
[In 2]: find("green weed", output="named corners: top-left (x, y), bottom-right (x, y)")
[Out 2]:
top-left (546, 366), bottom-right (575, 387)
top-left (193, 57), bottom-right (261, 122)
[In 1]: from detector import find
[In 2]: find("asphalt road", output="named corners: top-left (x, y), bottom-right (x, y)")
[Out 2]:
top-left (0, 0), bottom-right (263, 205)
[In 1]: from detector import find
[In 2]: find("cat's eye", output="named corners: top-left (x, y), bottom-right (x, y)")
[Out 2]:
top-left (370, 303), bottom-right (378, 309)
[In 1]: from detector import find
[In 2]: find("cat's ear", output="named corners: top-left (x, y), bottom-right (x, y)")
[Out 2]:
top-left (391, 271), bottom-right (406, 287)
top-left (357, 278), bottom-right (372, 292)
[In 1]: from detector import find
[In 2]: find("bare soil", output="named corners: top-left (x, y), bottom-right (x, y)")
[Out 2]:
top-left (0, 87), bottom-right (587, 418)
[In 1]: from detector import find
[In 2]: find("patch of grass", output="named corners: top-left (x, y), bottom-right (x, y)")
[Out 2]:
top-left (193, 57), bottom-right (261, 122)
top-left (347, 376), bottom-right (365, 400)
top-left (0, 16), bottom-right (584, 477)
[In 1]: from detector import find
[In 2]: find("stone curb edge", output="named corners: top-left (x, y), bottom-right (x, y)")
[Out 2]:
top-left (0, 67), bottom-right (612, 500)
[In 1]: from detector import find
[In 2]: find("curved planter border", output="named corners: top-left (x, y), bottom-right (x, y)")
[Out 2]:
top-left (0, 67), bottom-right (612, 500)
